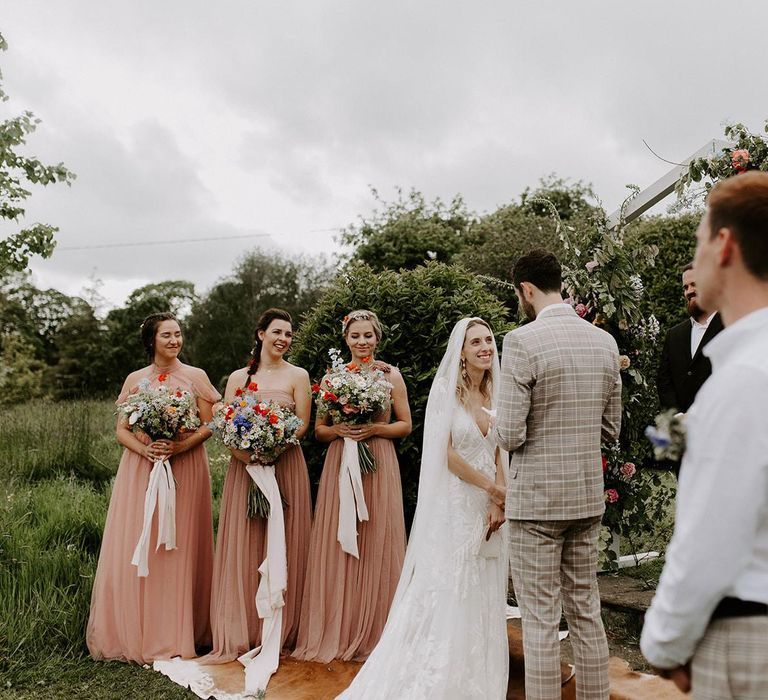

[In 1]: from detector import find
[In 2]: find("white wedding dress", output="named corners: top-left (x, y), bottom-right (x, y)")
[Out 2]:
top-left (338, 319), bottom-right (509, 700)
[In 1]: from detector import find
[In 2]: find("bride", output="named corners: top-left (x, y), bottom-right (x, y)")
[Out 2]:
top-left (337, 317), bottom-right (510, 699)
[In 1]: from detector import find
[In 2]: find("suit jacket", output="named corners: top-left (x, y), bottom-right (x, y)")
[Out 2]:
top-left (657, 313), bottom-right (724, 413)
top-left (496, 305), bottom-right (622, 520)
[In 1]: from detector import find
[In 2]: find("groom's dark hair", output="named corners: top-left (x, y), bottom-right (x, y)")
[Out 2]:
top-left (512, 249), bottom-right (562, 293)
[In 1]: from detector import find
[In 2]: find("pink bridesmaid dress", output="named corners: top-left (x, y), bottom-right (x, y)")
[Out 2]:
top-left (292, 405), bottom-right (407, 663)
top-left (86, 359), bottom-right (219, 664)
top-left (205, 388), bottom-right (312, 661)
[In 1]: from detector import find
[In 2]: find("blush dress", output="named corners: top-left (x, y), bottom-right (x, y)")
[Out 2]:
top-left (204, 388), bottom-right (312, 661)
top-left (292, 402), bottom-right (407, 663)
top-left (87, 359), bottom-right (219, 664)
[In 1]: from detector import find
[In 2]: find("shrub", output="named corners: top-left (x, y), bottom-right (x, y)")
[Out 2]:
top-left (290, 262), bottom-right (513, 524)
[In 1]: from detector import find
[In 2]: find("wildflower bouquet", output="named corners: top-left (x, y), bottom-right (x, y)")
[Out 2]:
top-left (645, 408), bottom-right (687, 462)
top-left (211, 382), bottom-right (303, 517)
top-left (117, 376), bottom-right (201, 440)
top-left (313, 348), bottom-right (392, 473)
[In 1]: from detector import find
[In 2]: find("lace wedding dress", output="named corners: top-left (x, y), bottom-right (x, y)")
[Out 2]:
top-left (337, 319), bottom-right (509, 700)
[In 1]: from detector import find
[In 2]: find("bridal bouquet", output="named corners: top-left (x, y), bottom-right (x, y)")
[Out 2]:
top-left (117, 376), bottom-right (201, 439)
top-left (211, 382), bottom-right (303, 517)
top-left (645, 408), bottom-right (687, 462)
top-left (117, 376), bottom-right (201, 577)
top-left (313, 348), bottom-right (392, 473)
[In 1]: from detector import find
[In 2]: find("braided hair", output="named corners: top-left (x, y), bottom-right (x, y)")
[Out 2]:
top-left (245, 308), bottom-right (293, 385)
top-left (140, 312), bottom-right (179, 362)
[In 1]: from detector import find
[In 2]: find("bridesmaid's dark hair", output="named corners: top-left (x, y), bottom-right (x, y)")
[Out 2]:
top-left (140, 312), bottom-right (180, 361)
top-left (245, 308), bottom-right (293, 384)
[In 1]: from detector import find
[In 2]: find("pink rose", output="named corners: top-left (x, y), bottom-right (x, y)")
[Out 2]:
top-left (575, 303), bottom-right (588, 318)
top-left (585, 260), bottom-right (600, 273)
top-left (731, 149), bottom-right (750, 173)
top-left (604, 488), bottom-right (619, 504)
top-left (619, 355), bottom-right (631, 371)
top-left (620, 462), bottom-right (636, 478)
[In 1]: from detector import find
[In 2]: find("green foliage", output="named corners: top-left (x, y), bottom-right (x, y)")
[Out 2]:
top-left (675, 120), bottom-right (768, 200)
top-left (627, 213), bottom-right (699, 333)
top-left (520, 174), bottom-right (600, 221)
top-left (185, 250), bottom-right (335, 389)
top-left (290, 262), bottom-right (512, 523)
top-left (0, 331), bottom-right (45, 406)
top-left (340, 188), bottom-right (472, 272)
top-left (0, 32), bottom-right (75, 274)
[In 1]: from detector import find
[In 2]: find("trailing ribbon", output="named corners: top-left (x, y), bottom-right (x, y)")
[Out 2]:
top-left (238, 464), bottom-right (287, 695)
top-left (337, 436), bottom-right (369, 558)
top-left (131, 458), bottom-right (176, 577)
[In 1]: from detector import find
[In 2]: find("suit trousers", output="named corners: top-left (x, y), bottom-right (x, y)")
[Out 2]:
top-left (508, 517), bottom-right (609, 700)
top-left (691, 617), bottom-right (768, 699)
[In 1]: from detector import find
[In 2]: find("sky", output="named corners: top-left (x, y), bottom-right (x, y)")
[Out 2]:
top-left (3, 1), bottom-right (768, 309)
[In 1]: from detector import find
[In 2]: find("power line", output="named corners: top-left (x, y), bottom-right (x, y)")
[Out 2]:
top-left (57, 232), bottom-right (272, 251)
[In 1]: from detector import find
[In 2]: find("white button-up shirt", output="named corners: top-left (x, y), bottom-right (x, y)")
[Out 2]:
top-left (690, 312), bottom-right (717, 358)
top-left (641, 307), bottom-right (768, 669)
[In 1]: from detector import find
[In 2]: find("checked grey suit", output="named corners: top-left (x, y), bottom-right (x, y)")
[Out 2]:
top-left (496, 304), bottom-right (621, 700)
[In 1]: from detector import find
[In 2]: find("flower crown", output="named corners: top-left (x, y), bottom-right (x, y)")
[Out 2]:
top-left (341, 311), bottom-right (375, 334)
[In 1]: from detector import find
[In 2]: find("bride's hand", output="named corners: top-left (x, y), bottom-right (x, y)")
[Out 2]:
top-left (486, 482), bottom-right (506, 509)
top-left (487, 503), bottom-right (506, 535)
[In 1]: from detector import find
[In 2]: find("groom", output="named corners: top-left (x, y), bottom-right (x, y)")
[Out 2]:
top-left (496, 249), bottom-right (622, 700)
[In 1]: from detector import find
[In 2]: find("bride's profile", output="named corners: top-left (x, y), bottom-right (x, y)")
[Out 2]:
top-left (337, 317), bottom-right (509, 699)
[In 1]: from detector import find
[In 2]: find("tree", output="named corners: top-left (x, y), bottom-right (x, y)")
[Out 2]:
top-left (340, 188), bottom-right (473, 272)
top-left (184, 251), bottom-right (336, 388)
top-left (0, 33), bottom-right (75, 274)
top-left (0, 330), bottom-right (45, 405)
top-left (290, 262), bottom-right (513, 526)
top-left (94, 280), bottom-right (197, 396)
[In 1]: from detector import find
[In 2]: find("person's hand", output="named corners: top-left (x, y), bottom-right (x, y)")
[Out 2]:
top-left (348, 423), bottom-right (379, 441)
top-left (372, 360), bottom-right (392, 373)
top-left (487, 503), bottom-right (505, 536)
top-left (231, 448), bottom-right (253, 465)
top-left (144, 440), bottom-right (171, 461)
top-left (156, 438), bottom-right (186, 457)
top-left (487, 482), bottom-right (506, 509)
top-left (654, 663), bottom-right (691, 694)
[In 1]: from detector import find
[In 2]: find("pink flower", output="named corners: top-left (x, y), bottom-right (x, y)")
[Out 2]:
top-left (619, 355), bottom-right (631, 371)
top-left (604, 488), bottom-right (619, 504)
top-left (621, 462), bottom-right (636, 478)
top-left (731, 149), bottom-right (750, 173)
top-left (575, 303), bottom-right (588, 318)
top-left (585, 260), bottom-right (600, 273)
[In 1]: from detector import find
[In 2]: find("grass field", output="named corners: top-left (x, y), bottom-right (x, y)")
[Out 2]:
top-left (0, 400), bottom-right (230, 698)
top-left (1, 400), bottom-right (673, 698)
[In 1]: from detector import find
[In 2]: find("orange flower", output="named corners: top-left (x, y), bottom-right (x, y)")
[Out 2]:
top-left (268, 413), bottom-right (279, 425)
top-left (158, 373), bottom-right (168, 382)
top-left (248, 382), bottom-right (258, 391)
top-left (346, 362), bottom-right (359, 371)
top-left (234, 388), bottom-right (243, 397)
top-left (361, 356), bottom-right (371, 363)
top-left (239, 401), bottom-right (247, 408)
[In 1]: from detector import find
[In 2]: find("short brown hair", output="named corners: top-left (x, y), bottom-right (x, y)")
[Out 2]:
top-left (512, 249), bottom-right (562, 293)
top-left (707, 171), bottom-right (768, 280)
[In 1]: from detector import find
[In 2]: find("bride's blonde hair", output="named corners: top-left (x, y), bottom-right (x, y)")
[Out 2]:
top-left (455, 318), bottom-right (493, 406)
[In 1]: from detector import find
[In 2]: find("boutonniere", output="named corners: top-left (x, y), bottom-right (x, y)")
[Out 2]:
top-left (645, 408), bottom-right (687, 461)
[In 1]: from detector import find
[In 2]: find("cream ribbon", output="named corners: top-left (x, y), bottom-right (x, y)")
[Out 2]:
top-left (238, 464), bottom-right (287, 696)
top-left (337, 437), bottom-right (369, 558)
top-left (131, 458), bottom-right (176, 577)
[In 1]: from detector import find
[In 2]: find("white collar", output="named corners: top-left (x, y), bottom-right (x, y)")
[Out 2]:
top-left (690, 312), bottom-right (717, 330)
top-left (704, 307), bottom-right (768, 367)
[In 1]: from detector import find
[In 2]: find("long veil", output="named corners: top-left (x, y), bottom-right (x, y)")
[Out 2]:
top-left (391, 316), bottom-right (504, 608)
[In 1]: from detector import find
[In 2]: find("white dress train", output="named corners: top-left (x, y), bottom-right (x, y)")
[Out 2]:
top-left (337, 405), bottom-right (509, 699)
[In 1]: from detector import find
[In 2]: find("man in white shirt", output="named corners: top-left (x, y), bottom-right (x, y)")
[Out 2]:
top-left (641, 171), bottom-right (768, 699)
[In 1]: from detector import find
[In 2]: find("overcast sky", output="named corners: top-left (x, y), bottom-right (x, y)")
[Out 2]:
top-left (3, 1), bottom-right (768, 309)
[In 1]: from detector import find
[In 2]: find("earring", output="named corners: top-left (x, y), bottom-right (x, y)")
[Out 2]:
top-left (461, 356), bottom-right (469, 382)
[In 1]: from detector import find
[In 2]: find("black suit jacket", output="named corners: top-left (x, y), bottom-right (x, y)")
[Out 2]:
top-left (657, 313), bottom-right (724, 412)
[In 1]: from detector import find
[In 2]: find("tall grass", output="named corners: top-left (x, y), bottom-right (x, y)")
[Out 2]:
top-left (0, 400), bottom-right (228, 695)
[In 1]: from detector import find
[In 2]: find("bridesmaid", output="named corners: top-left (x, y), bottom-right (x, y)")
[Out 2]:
top-left (87, 312), bottom-right (219, 664)
top-left (205, 308), bottom-right (312, 660)
top-left (293, 309), bottom-right (412, 663)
